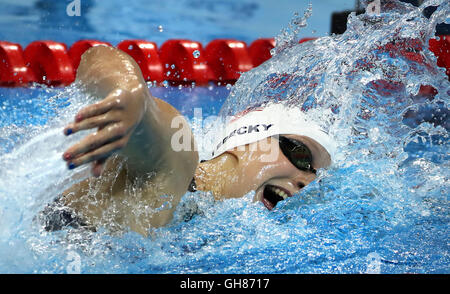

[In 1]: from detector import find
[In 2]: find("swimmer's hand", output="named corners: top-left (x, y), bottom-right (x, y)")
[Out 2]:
top-left (61, 46), bottom-right (198, 185)
top-left (59, 46), bottom-right (198, 233)
top-left (62, 87), bottom-right (148, 177)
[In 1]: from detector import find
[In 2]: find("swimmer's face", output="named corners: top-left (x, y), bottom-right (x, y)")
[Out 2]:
top-left (217, 134), bottom-right (331, 210)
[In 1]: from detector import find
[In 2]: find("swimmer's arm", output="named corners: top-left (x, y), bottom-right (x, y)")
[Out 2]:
top-left (63, 46), bottom-right (198, 195)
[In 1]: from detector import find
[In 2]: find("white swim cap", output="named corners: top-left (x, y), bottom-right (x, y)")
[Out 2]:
top-left (210, 103), bottom-right (337, 161)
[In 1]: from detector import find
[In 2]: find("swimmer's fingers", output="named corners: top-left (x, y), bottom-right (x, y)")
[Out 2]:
top-left (63, 123), bottom-right (128, 163)
top-left (67, 135), bottom-right (129, 169)
top-left (73, 89), bottom-right (126, 123)
top-left (91, 158), bottom-right (106, 178)
top-left (91, 128), bottom-right (107, 178)
top-left (63, 111), bottom-right (119, 135)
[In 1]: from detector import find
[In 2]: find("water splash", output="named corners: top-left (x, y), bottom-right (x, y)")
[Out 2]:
top-left (271, 4), bottom-right (313, 56)
top-left (0, 0), bottom-right (449, 273)
top-left (193, 50), bottom-right (200, 58)
top-left (213, 0), bottom-right (449, 272)
top-left (221, 0), bottom-right (449, 163)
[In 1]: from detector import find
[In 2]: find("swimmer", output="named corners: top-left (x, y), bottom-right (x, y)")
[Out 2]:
top-left (42, 46), bottom-right (334, 236)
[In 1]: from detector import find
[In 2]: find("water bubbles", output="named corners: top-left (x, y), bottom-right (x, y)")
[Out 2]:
top-left (128, 44), bottom-right (134, 50)
top-left (162, 80), bottom-right (169, 88)
top-left (157, 25), bottom-right (164, 32)
top-left (226, 84), bottom-right (232, 90)
top-left (193, 50), bottom-right (200, 58)
top-left (170, 64), bottom-right (175, 69)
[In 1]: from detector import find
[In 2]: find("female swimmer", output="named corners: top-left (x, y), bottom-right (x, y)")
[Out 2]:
top-left (41, 46), bottom-right (333, 236)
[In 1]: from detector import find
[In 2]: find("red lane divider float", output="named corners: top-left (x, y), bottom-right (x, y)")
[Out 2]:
top-left (0, 41), bottom-right (36, 86)
top-left (23, 41), bottom-right (75, 86)
top-left (0, 37), bottom-right (448, 87)
top-left (429, 35), bottom-right (450, 77)
top-left (117, 40), bottom-right (164, 82)
top-left (205, 39), bottom-right (253, 84)
top-left (159, 40), bottom-right (212, 84)
top-left (249, 38), bottom-right (275, 67)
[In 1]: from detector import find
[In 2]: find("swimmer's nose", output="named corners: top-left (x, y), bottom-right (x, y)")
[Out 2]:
top-left (291, 171), bottom-right (316, 187)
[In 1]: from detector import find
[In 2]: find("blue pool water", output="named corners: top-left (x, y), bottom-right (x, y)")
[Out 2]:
top-left (0, 0), bottom-right (449, 274)
top-left (0, 0), bottom-right (354, 47)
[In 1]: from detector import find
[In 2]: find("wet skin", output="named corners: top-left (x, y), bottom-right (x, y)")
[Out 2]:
top-left (194, 134), bottom-right (331, 210)
top-left (60, 46), bottom-right (331, 235)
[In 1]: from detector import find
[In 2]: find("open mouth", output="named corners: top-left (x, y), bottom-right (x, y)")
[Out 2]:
top-left (261, 184), bottom-right (292, 211)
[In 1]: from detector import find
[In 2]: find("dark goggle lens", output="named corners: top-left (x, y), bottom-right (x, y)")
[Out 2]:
top-left (278, 136), bottom-right (315, 173)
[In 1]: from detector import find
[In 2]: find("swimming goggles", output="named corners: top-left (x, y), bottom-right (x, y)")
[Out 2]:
top-left (278, 136), bottom-right (316, 174)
